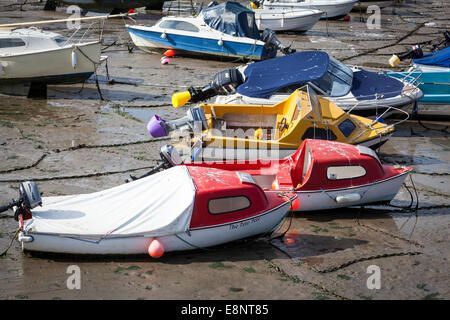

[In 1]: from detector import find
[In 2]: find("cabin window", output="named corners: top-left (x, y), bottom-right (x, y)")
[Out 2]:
top-left (208, 196), bottom-right (251, 215)
top-left (0, 38), bottom-right (26, 48)
top-left (302, 144), bottom-right (312, 182)
top-left (301, 127), bottom-right (337, 141)
top-left (159, 20), bottom-right (199, 32)
top-left (338, 119), bottom-right (356, 137)
top-left (54, 36), bottom-right (69, 46)
top-left (327, 165), bottom-right (367, 180)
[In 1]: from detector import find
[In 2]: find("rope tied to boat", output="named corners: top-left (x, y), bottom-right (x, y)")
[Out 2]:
top-left (0, 227), bottom-right (20, 257)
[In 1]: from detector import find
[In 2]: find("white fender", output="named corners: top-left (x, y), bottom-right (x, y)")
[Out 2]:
top-left (18, 233), bottom-right (34, 243)
top-left (71, 50), bottom-right (77, 69)
top-left (335, 193), bottom-right (362, 203)
top-left (218, 38), bottom-right (223, 46)
top-left (161, 32), bottom-right (167, 39)
top-left (0, 62), bottom-right (2, 77)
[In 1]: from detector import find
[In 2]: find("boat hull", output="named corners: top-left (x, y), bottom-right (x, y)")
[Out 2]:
top-left (254, 9), bottom-right (322, 32)
top-left (127, 25), bottom-right (273, 61)
top-left (0, 42), bottom-right (101, 85)
top-left (193, 133), bottom-right (391, 161)
top-left (293, 171), bottom-right (408, 211)
top-left (21, 201), bottom-right (290, 255)
top-left (263, 0), bottom-right (357, 19)
top-left (386, 70), bottom-right (450, 104)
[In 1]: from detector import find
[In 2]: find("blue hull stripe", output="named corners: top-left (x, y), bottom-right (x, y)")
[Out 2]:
top-left (128, 27), bottom-right (274, 60)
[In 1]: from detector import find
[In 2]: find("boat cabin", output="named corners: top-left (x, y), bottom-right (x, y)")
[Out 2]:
top-left (186, 166), bottom-right (286, 229)
top-left (274, 139), bottom-right (387, 191)
top-left (0, 28), bottom-right (72, 56)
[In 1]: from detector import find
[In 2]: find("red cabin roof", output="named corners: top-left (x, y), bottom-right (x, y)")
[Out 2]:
top-left (187, 166), bottom-right (287, 229)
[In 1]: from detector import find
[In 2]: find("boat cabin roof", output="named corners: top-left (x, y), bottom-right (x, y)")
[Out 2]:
top-left (187, 166), bottom-right (286, 228)
top-left (286, 139), bottom-right (385, 189)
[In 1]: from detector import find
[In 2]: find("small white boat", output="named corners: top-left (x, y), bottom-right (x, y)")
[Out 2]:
top-left (261, 0), bottom-right (358, 19)
top-left (8, 166), bottom-right (295, 255)
top-left (253, 8), bottom-right (323, 32)
top-left (352, 0), bottom-right (393, 11)
top-left (0, 28), bottom-right (102, 88)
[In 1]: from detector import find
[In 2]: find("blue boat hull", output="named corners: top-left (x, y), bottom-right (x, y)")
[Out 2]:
top-left (387, 71), bottom-right (450, 104)
top-left (127, 27), bottom-right (275, 61)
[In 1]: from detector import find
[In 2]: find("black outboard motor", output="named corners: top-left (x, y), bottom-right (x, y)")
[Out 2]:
top-left (0, 181), bottom-right (41, 222)
top-left (389, 45), bottom-right (423, 67)
top-left (261, 28), bottom-right (296, 55)
top-left (184, 68), bottom-right (244, 106)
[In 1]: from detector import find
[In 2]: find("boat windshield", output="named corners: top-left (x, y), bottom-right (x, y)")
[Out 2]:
top-left (310, 57), bottom-right (353, 97)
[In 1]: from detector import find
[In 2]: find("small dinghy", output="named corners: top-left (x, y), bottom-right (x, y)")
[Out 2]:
top-left (386, 33), bottom-right (450, 104)
top-left (126, 1), bottom-right (294, 61)
top-left (171, 51), bottom-right (421, 117)
top-left (3, 167), bottom-right (295, 256)
top-left (260, 0), bottom-right (357, 19)
top-left (149, 88), bottom-right (399, 161)
top-left (130, 141), bottom-right (411, 212)
top-left (253, 8), bottom-right (323, 32)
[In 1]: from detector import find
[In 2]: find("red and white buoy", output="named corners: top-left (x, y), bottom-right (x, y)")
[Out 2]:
top-left (148, 238), bottom-right (164, 258)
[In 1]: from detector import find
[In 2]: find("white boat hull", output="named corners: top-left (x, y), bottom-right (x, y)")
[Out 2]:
top-left (263, 0), bottom-right (357, 19)
top-left (254, 9), bottom-right (322, 31)
top-left (0, 41), bottom-right (101, 84)
top-left (292, 172), bottom-right (409, 211)
top-left (20, 201), bottom-right (290, 255)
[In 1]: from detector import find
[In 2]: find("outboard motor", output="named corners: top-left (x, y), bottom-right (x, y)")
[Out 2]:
top-left (147, 107), bottom-right (208, 138)
top-left (172, 68), bottom-right (244, 108)
top-left (389, 45), bottom-right (423, 67)
top-left (250, 0), bottom-right (263, 9)
top-left (0, 181), bottom-right (41, 222)
top-left (261, 28), bottom-right (296, 55)
top-left (126, 144), bottom-right (183, 182)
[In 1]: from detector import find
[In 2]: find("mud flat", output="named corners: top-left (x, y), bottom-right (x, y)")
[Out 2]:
top-left (0, 0), bottom-right (449, 300)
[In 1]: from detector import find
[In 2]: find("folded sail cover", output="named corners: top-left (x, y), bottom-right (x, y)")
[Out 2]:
top-left (237, 51), bottom-right (329, 98)
top-left (24, 166), bottom-right (196, 240)
top-left (412, 46), bottom-right (450, 68)
top-left (200, 1), bottom-right (260, 39)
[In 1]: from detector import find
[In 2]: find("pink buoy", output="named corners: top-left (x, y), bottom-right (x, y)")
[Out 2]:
top-left (161, 57), bottom-right (170, 65)
top-left (148, 239), bottom-right (164, 258)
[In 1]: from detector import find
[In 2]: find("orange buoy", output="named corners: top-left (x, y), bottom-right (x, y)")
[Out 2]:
top-left (291, 198), bottom-right (300, 211)
top-left (148, 239), bottom-right (164, 258)
top-left (164, 49), bottom-right (176, 57)
top-left (343, 15), bottom-right (350, 21)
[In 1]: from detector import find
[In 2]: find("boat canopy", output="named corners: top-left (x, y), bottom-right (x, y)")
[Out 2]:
top-left (412, 46), bottom-right (450, 68)
top-left (24, 166), bottom-right (196, 240)
top-left (200, 1), bottom-right (260, 39)
top-left (236, 51), bottom-right (330, 98)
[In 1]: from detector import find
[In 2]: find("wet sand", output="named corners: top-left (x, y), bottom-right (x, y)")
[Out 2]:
top-left (0, 0), bottom-right (449, 300)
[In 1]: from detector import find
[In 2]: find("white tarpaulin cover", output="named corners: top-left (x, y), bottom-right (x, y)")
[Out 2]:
top-left (24, 166), bottom-right (196, 239)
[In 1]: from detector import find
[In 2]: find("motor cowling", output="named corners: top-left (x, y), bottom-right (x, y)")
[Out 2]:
top-left (261, 28), bottom-right (296, 55)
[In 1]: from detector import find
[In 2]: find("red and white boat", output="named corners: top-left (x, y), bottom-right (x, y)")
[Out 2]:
top-left (10, 166), bottom-right (295, 256)
top-left (184, 139), bottom-right (411, 211)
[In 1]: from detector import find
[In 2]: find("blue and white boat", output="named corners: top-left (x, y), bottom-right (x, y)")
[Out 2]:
top-left (387, 45), bottom-right (450, 104)
top-left (126, 2), bottom-right (292, 61)
top-left (172, 51), bottom-right (422, 117)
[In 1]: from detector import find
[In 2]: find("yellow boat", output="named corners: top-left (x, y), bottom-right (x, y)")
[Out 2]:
top-left (150, 88), bottom-right (398, 160)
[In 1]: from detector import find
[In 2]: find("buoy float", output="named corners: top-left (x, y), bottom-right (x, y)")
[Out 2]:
top-left (148, 238), bottom-right (164, 258)
top-left (218, 39), bottom-right (223, 46)
top-left (343, 15), bottom-right (350, 21)
top-left (161, 57), bottom-right (170, 65)
top-left (161, 32), bottom-right (167, 39)
top-left (71, 50), bottom-right (77, 69)
top-left (164, 49), bottom-right (176, 57)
